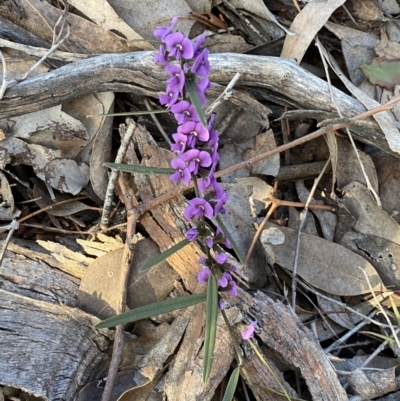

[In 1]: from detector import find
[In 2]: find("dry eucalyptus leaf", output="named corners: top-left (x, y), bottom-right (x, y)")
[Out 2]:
top-left (219, 130), bottom-right (279, 182)
top-left (280, 0), bottom-right (346, 62)
top-left (367, 148), bottom-right (400, 223)
top-left (77, 239), bottom-right (179, 320)
top-left (67, 0), bottom-right (154, 50)
top-left (335, 137), bottom-right (378, 192)
top-left (295, 181), bottom-right (337, 241)
top-left (221, 177), bottom-right (273, 286)
top-left (107, 0), bottom-right (195, 40)
top-left (339, 230), bottom-right (400, 288)
top-left (261, 223), bottom-right (384, 296)
top-left (31, 183), bottom-right (91, 217)
top-left (2, 0), bottom-right (132, 54)
top-left (0, 171), bottom-right (20, 220)
top-left (317, 293), bottom-right (355, 330)
top-left (62, 92), bottom-right (115, 200)
top-left (325, 21), bottom-right (379, 86)
top-left (288, 207), bottom-right (318, 237)
top-left (342, 181), bottom-right (400, 245)
top-left (351, 0), bottom-right (384, 20)
top-left (8, 104), bottom-right (88, 158)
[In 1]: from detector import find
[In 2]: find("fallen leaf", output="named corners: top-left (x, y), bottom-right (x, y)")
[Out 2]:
top-left (261, 223), bottom-right (384, 296)
top-left (361, 58), bottom-right (400, 91)
top-left (0, 171), bottom-right (20, 220)
top-left (341, 181), bottom-right (400, 245)
top-left (280, 0), bottom-right (346, 62)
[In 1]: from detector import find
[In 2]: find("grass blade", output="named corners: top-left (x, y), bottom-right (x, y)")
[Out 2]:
top-left (186, 77), bottom-right (207, 127)
top-left (203, 274), bottom-right (218, 383)
top-left (214, 215), bottom-right (245, 265)
top-left (95, 293), bottom-right (206, 329)
top-left (222, 367), bottom-right (240, 401)
top-left (104, 163), bottom-right (175, 175)
top-left (140, 238), bottom-right (190, 272)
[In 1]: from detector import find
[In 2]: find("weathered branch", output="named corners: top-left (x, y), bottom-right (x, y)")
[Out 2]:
top-left (0, 52), bottom-right (395, 155)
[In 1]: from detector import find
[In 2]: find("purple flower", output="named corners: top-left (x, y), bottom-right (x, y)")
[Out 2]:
top-left (198, 173), bottom-right (216, 194)
top-left (165, 32), bottom-right (194, 60)
top-left (191, 48), bottom-right (210, 77)
top-left (178, 121), bottom-right (209, 148)
top-left (197, 266), bottom-right (211, 284)
top-left (216, 227), bottom-right (232, 249)
top-left (159, 83), bottom-right (180, 108)
top-left (184, 198), bottom-right (213, 221)
top-left (165, 65), bottom-right (185, 94)
top-left (215, 252), bottom-right (228, 264)
top-left (205, 237), bottom-right (213, 248)
top-left (186, 228), bottom-right (199, 241)
top-left (218, 272), bottom-right (230, 288)
top-left (192, 33), bottom-right (207, 58)
top-left (154, 44), bottom-right (168, 65)
top-left (171, 101), bottom-right (199, 124)
top-left (170, 157), bottom-right (191, 185)
top-left (227, 280), bottom-right (238, 296)
top-left (241, 321), bottom-right (257, 340)
top-left (196, 77), bottom-right (211, 105)
top-left (212, 183), bottom-right (228, 216)
top-left (154, 17), bottom-right (178, 41)
top-left (181, 149), bottom-right (212, 174)
top-left (171, 133), bottom-right (188, 154)
top-left (219, 300), bottom-right (226, 310)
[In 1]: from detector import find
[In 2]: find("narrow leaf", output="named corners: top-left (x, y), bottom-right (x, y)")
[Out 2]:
top-left (222, 367), bottom-right (240, 401)
top-left (104, 163), bottom-right (175, 175)
top-left (95, 293), bottom-right (206, 329)
top-left (140, 238), bottom-right (190, 272)
top-left (390, 295), bottom-right (400, 328)
top-left (88, 109), bottom-right (170, 117)
top-left (214, 215), bottom-right (246, 265)
top-left (203, 275), bottom-right (218, 383)
top-left (186, 77), bottom-right (207, 127)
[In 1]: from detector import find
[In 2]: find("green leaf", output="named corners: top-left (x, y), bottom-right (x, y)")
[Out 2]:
top-left (104, 163), bottom-right (175, 175)
top-left (186, 77), bottom-right (207, 127)
top-left (95, 293), bottom-right (206, 329)
top-left (140, 238), bottom-right (190, 272)
top-left (222, 367), bottom-right (240, 401)
top-left (214, 215), bottom-right (245, 265)
top-left (360, 59), bottom-right (400, 91)
top-left (88, 109), bottom-right (170, 117)
top-left (203, 275), bottom-right (219, 383)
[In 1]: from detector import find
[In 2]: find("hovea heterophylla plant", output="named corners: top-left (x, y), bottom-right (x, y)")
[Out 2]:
top-left (97, 19), bottom-right (253, 392)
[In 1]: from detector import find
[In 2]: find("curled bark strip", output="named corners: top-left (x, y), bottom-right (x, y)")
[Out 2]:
top-left (0, 52), bottom-right (394, 156)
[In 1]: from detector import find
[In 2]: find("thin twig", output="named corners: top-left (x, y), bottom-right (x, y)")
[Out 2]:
top-left (101, 159), bottom-right (139, 401)
top-left (291, 158), bottom-right (331, 310)
top-left (206, 72), bottom-right (241, 115)
top-left (101, 119), bottom-right (137, 229)
top-left (0, 220), bottom-right (19, 267)
top-left (144, 98), bottom-right (171, 144)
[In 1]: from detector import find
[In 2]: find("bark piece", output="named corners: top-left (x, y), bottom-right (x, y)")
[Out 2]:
top-left (0, 289), bottom-right (111, 401)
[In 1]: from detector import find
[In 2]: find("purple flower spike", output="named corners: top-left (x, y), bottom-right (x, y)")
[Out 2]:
top-left (171, 101), bottom-right (199, 124)
top-left (241, 321), bottom-right (257, 340)
top-left (181, 149), bottom-right (212, 174)
top-left (154, 17), bottom-right (178, 41)
top-left (186, 228), bottom-right (199, 241)
top-left (197, 266), bottom-right (211, 284)
top-left (170, 157), bottom-right (191, 186)
top-left (165, 32), bottom-right (194, 60)
top-left (184, 198), bottom-right (213, 221)
top-left (191, 48), bottom-right (210, 77)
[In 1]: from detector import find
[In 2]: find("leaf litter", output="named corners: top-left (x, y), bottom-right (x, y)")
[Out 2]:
top-left (2, 0), bottom-right (400, 400)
